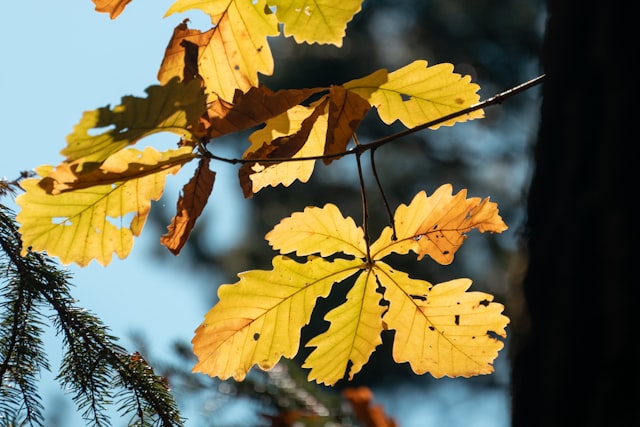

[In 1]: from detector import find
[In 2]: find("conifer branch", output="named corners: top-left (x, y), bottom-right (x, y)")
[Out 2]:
top-left (0, 204), bottom-right (184, 427)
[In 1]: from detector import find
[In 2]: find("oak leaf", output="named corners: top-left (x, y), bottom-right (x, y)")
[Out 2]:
top-left (62, 78), bottom-right (206, 172)
top-left (370, 183), bottom-right (508, 265)
top-left (323, 85), bottom-right (371, 164)
top-left (16, 147), bottom-right (194, 266)
top-left (206, 85), bottom-right (324, 139)
top-left (158, 20), bottom-right (213, 84)
top-left (239, 98), bottom-right (329, 197)
top-left (192, 185), bottom-right (509, 384)
top-left (344, 60), bottom-right (484, 129)
top-left (192, 255), bottom-right (360, 381)
top-left (267, 0), bottom-right (364, 46)
top-left (377, 265), bottom-right (507, 378)
top-left (92, 0), bottom-right (132, 19)
top-left (161, 157), bottom-right (216, 255)
top-left (163, 0), bottom-right (279, 101)
top-left (303, 270), bottom-right (384, 385)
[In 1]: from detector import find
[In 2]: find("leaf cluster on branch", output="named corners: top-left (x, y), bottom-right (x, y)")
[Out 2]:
top-left (3, 1), bottom-right (544, 422)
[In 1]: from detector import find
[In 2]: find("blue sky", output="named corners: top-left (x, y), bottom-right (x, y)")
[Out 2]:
top-left (1, 2), bottom-right (511, 426)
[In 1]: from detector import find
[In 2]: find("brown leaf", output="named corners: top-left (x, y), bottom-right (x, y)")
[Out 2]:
top-left (238, 97), bottom-right (329, 197)
top-left (342, 387), bottom-right (397, 427)
top-left (161, 157), bottom-right (216, 255)
top-left (92, 0), bottom-right (132, 19)
top-left (206, 85), bottom-right (325, 139)
top-left (324, 86), bottom-right (371, 164)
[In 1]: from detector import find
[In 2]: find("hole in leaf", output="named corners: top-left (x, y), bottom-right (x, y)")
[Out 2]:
top-left (87, 124), bottom-right (116, 136)
top-left (52, 217), bottom-right (71, 226)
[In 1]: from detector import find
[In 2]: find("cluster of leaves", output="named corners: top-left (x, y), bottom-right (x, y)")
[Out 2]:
top-left (0, 204), bottom-right (182, 426)
top-left (11, 0), bottom-right (522, 391)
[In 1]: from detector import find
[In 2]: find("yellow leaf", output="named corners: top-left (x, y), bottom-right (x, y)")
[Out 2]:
top-left (15, 147), bottom-right (193, 266)
top-left (344, 60), bottom-right (484, 129)
top-left (62, 78), bottom-right (206, 171)
top-left (163, 0), bottom-right (279, 101)
top-left (303, 270), bottom-right (384, 385)
top-left (193, 188), bottom-right (509, 384)
top-left (157, 20), bottom-right (213, 84)
top-left (239, 99), bottom-right (329, 196)
top-left (268, 0), bottom-right (363, 46)
top-left (192, 255), bottom-right (360, 381)
top-left (375, 262), bottom-right (508, 378)
top-left (266, 203), bottom-right (367, 258)
top-left (370, 184), bottom-right (508, 265)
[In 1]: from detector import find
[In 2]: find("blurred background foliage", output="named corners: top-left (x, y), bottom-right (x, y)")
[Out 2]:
top-left (145, 0), bottom-right (545, 425)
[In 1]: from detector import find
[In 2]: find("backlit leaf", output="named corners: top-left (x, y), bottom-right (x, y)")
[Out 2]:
top-left (194, 188), bottom-right (509, 384)
top-left (16, 147), bottom-right (193, 266)
top-left (192, 255), bottom-right (360, 381)
top-left (303, 270), bottom-right (384, 385)
top-left (158, 20), bottom-right (213, 84)
top-left (323, 85), bottom-right (371, 164)
top-left (370, 184), bottom-right (507, 265)
top-left (266, 203), bottom-right (366, 258)
top-left (268, 0), bottom-right (364, 46)
top-left (344, 60), bottom-right (484, 129)
top-left (163, 0), bottom-right (279, 101)
top-left (161, 157), bottom-right (216, 255)
top-left (376, 263), bottom-right (508, 378)
top-left (92, 0), bottom-right (132, 18)
top-left (239, 98), bottom-right (329, 196)
top-left (206, 85), bottom-right (323, 139)
top-left (62, 78), bottom-right (206, 171)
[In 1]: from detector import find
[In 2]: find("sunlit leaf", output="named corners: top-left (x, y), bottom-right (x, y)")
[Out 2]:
top-left (370, 184), bottom-right (508, 265)
top-left (62, 78), bottom-right (206, 172)
top-left (239, 98), bottom-right (329, 196)
top-left (267, 0), bottom-right (364, 46)
top-left (194, 187), bottom-right (509, 384)
top-left (303, 270), bottom-right (384, 385)
top-left (163, 0), bottom-right (279, 101)
top-left (16, 146), bottom-right (193, 266)
top-left (267, 203), bottom-right (366, 258)
top-left (376, 263), bottom-right (508, 378)
top-left (161, 157), bottom-right (216, 255)
top-left (323, 85), bottom-right (370, 164)
top-left (158, 20), bottom-right (213, 84)
top-left (206, 85), bottom-right (323, 139)
top-left (344, 60), bottom-right (484, 129)
top-left (192, 255), bottom-right (360, 381)
top-left (92, 0), bottom-right (132, 18)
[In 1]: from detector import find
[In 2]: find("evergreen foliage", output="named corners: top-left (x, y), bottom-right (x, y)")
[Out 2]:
top-left (0, 200), bottom-right (183, 427)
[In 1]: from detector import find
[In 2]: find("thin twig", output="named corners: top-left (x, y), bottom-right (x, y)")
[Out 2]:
top-left (370, 147), bottom-right (397, 240)
top-left (355, 151), bottom-right (371, 263)
top-left (202, 74), bottom-right (545, 165)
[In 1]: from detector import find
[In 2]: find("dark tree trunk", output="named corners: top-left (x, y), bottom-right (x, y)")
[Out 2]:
top-left (510, 2), bottom-right (636, 426)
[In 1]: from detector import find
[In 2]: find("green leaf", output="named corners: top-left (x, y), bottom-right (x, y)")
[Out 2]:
top-left (62, 78), bottom-right (206, 171)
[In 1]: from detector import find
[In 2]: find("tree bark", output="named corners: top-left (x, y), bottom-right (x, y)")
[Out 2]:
top-left (510, 2), bottom-right (635, 426)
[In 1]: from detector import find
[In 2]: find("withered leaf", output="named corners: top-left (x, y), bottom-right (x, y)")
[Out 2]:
top-left (161, 157), bottom-right (216, 255)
